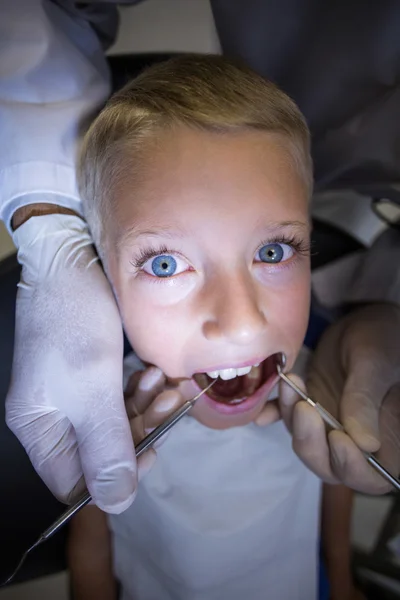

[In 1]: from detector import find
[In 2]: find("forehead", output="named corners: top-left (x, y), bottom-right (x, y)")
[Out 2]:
top-left (114, 127), bottom-right (309, 239)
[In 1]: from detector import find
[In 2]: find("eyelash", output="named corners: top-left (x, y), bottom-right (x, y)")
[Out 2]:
top-left (130, 235), bottom-right (311, 271)
top-left (256, 234), bottom-right (311, 258)
top-left (130, 245), bottom-right (182, 270)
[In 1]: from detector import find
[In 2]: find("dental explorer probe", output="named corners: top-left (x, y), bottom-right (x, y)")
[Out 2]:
top-left (277, 353), bottom-right (400, 492)
top-left (1, 379), bottom-right (216, 587)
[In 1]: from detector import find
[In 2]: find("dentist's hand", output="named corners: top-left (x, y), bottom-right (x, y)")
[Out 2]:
top-left (6, 213), bottom-right (136, 513)
top-left (124, 366), bottom-right (183, 478)
top-left (280, 304), bottom-right (400, 493)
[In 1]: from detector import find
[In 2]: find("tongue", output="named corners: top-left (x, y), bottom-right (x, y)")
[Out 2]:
top-left (212, 377), bottom-right (244, 398)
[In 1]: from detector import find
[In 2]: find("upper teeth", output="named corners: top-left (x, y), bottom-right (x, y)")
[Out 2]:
top-left (206, 363), bottom-right (260, 381)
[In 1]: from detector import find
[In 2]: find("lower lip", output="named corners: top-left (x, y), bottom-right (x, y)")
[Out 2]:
top-left (193, 371), bottom-right (279, 415)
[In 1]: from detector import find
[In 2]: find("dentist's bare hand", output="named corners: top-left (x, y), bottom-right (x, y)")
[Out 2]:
top-left (280, 304), bottom-right (400, 493)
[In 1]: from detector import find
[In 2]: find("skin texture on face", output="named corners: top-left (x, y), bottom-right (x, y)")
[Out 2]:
top-left (107, 126), bottom-right (311, 429)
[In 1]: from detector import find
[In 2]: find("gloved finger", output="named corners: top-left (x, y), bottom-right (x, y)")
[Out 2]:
top-left (340, 356), bottom-right (389, 453)
top-left (66, 475), bottom-right (91, 505)
top-left (71, 382), bottom-right (137, 514)
top-left (129, 412), bottom-right (167, 452)
top-left (292, 401), bottom-right (339, 484)
top-left (328, 430), bottom-right (392, 494)
top-left (377, 383), bottom-right (400, 478)
top-left (6, 405), bottom-right (84, 504)
top-left (278, 374), bottom-right (307, 434)
top-left (254, 400), bottom-right (281, 426)
top-left (143, 390), bottom-right (184, 432)
top-left (124, 371), bottom-right (142, 402)
top-left (130, 414), bottom-right (145, 447)
top-left (129, 391), bottom-right (182, 452)
top-left (137, 449), bottom-right (157, 481)
top-left (125, 367), bottom-right (165, 418)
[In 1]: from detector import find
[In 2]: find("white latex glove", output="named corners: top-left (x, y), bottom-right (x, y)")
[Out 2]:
top-left (280, 303), bottom-right (400, 494)
top-left (6, 214), bottom-right (136, 513)
top-left (123, 366), bottom-right (184, 478)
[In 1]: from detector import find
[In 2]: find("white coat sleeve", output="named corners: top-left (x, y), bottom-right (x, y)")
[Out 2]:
top-left (311, 191), bottom-right (400, 309)
top-left (346, 227), bottom-right (400, 307)
top-left (0, 0), bottom-right (114, 233)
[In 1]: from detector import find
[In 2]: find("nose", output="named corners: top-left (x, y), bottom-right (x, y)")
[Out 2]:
top-left (202, 270), bottom-right (268, 345)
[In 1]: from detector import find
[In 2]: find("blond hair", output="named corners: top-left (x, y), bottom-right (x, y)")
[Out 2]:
top-left (78, 54), bottom-right (313, 256)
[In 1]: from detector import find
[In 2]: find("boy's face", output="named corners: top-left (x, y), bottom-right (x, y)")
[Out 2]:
top-left (107, 127), bottom-right (311, 429)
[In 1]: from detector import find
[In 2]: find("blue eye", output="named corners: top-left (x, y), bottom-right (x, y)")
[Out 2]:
top-left (139, 250), bottom-right (190, 279)
top-left (257, 243), bottom-right (293, 263)
top-left (150, 255), bottom-right (177, 277)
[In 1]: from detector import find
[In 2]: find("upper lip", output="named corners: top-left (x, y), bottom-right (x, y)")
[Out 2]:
top-left (193, 355), bottom-right (271, 374)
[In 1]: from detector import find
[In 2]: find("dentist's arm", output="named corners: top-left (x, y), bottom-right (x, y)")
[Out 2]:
top-left (1, 0), bottom-right (138, 513)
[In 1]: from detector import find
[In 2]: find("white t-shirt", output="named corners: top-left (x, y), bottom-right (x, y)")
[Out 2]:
top-left (108, 349), bottom-right (321, 600)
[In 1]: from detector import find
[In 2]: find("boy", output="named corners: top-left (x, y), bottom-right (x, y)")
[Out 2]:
top-left (68, 55), bottom-right (358, 600)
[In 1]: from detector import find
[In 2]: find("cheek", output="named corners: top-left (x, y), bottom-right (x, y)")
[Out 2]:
top-left (279, 280), bottom-right (310, 332)
top-left (118, 287), bottom-right (190, 372)
top-left (259, 265), bottom-right (311, 345)
top-left (130, 274), bottom-right (197, 306)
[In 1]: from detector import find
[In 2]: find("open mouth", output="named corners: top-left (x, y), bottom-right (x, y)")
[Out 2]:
top-left (193, 354), bottom-right (279, 407)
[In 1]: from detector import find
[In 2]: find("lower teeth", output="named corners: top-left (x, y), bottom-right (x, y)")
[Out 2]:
top-left (227, 397), bottom-right (247, 405)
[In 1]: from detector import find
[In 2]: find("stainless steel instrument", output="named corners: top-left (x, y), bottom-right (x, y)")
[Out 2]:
top-left (277, 353), bottom-right (400, 492)
top-left (1, 380), bottom-right (215, 587)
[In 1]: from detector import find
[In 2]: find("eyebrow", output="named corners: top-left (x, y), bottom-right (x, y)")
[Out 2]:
top-left (118, 225), bottom-right (187, 249)
top-left (118, 219), bottom-right (310, 248)
top-left (259, 220), bottom-right (310, 233)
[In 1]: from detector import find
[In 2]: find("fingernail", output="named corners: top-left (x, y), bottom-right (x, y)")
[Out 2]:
top-left (154, 390), bottom-right (181, 413)
top-left (330, 443), bottom-right (345, 471)
top-left (91, 467), bottom-right (137, 514)
top-left (138, 367), bottom-right (163, 391)
top-left (66, 476), bottom-right (87, 505)
top-left (102, 493), bottom-right (136, 515)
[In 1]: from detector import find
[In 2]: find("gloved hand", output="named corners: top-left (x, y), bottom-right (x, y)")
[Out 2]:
top-left (124, 366), bottom-right (183, 478)
top-left (279, 303), bottom-right (400, 494)
top-left (6, 213), bottom-right (136, 513)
